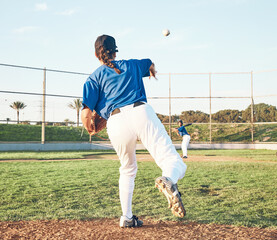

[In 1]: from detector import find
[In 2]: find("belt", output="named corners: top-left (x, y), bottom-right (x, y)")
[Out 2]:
top-left (111, 102), bottom-right (145, 116)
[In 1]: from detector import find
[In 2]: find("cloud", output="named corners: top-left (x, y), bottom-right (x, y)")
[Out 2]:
top-left (35, 3), bottom-right (48, 11)
top-left (57, 9), bottom-right (76, 16)
top-left (13, 26), bottom-right (39, 34)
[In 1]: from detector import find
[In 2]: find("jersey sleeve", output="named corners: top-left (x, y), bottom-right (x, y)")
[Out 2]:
top-left (177, 126), bottom-right (185, 136)
top-left (82, 77), bottom-right (99, 111)
top-left (136, 59), bottom-right (152, 77)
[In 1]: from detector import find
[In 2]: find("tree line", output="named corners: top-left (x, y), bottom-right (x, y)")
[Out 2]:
top-left (157, 103), bottom-right (277, 123)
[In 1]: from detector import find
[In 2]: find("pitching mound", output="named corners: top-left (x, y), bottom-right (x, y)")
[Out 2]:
top-left (1, 219), bottom-right (276, 240)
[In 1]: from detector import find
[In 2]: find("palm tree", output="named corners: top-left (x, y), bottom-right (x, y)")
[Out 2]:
top-left (64, 118), bottom-right (70, 126)
top-left (10, 101), bottom-right (27, 124)
top-left (68, 98), bottom-right (82, 127)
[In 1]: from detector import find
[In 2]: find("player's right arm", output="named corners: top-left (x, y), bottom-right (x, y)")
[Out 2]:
top-left (149, 63), bottom-right (157, 79)
top-left (135, 59), bottom-right (156, 79)
top-left (172, 128), bottom-right (181, 136)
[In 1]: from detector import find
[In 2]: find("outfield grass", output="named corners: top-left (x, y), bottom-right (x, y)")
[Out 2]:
top-left (0, 150), bottom-right (116, 160)
top-left (0, 151), bottom-right (276, 228)
top-left (0, 149), bottom-right (276, 162)
top-left (189, 149), bottom-right (277, 162)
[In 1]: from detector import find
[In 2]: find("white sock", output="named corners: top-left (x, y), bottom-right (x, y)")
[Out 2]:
top-left (119, 175), bottom-right (135, 219)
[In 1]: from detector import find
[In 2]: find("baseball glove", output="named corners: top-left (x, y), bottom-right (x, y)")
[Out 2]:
top-left (90, 111), bottom-right (107, 135)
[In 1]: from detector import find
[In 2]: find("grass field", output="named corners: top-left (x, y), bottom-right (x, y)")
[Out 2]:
top-left (0, 149), bottom-right (276, 162)
top-left (0, 149), bottom-right (276, 229)
top-left (0, 124), bottom-right (106, 142)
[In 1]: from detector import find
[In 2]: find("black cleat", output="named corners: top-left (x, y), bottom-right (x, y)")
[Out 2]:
top-left (120, 215), bottom-right (143, 228)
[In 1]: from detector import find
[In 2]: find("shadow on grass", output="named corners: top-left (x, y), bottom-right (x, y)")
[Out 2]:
top-left (83, 150), bottom-right (150, 160)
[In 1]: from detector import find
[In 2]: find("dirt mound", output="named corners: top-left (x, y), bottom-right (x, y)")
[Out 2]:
top-left (1, 219), bottom-right (276, 240)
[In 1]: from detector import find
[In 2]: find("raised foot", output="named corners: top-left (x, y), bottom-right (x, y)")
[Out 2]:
top-left (155, 176), bottom-right (186, 218)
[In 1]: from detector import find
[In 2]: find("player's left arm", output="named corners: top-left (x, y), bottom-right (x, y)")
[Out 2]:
top-left (81, 106), bottom-right (93, 135)
top-left (184, 123), bottom-right (192, 127)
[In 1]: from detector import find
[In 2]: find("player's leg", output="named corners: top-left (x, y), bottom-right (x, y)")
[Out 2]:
top-left (131, 103), bottom-right (187, 217)
top-left (107, 112), bottom-right (142, 227)
top-left (186, 135), bottom-right (191, 156)
top-left (132, 103), bottom-right (187, 183)
top-left (182, 135), bottom-right (191, 158)
top-left (181, 136), bottom-right (186, 158)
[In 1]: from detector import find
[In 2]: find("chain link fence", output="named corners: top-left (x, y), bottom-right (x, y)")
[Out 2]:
top-left (1, 63), bottom-right (277, 143)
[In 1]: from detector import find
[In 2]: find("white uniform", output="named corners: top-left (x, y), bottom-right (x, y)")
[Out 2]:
top-left (107, 103), bottom-right (187, 219)
top-left (83, 58), bottom-right (187, 221)
top-left (177, 124), bottom-right (191, 158)
top-left (182, 135), bottom-right (191, 158)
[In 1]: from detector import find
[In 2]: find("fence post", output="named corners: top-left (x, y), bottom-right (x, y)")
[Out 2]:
top-left (209, 73), bottom-right (212, 144)
top-left (41, 67), bottom-right (46, 144)
top-left (250, 71), bottom-right (254, 143)
top-left (169, 73), bottom-right (172, 138)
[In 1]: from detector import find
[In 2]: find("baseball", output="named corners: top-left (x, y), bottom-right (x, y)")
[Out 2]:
top-left (162, 29), bottom-right (170, 36)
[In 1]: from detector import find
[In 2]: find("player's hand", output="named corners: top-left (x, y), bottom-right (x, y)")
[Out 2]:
top-left (149, 63), bottom-right (157, 80)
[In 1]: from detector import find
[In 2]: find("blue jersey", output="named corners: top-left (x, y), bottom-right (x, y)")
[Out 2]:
top-left (82, 59), bottom-right (152, 120)
top-left (178, 126), bottom-right (189, 136)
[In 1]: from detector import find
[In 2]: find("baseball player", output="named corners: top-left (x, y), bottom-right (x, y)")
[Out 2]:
top-left (172, 120), bottom-right (192, 158)
top-left (81, 35), bottom-right (187, 228)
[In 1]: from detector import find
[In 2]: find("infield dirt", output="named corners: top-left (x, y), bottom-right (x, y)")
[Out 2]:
top-left (1, 219), bottom-right (277, 240)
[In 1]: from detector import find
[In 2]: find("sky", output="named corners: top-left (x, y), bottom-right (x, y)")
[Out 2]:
top-left (0, 0), bottom-right (277, 123)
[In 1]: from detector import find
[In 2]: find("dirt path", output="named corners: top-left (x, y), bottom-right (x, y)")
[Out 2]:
top-left (83, 153), bottom-right (276, 164)
top-left (1, 219), bottom-right (276, 240)
top-left (1, 153), bottom-right (276, 163)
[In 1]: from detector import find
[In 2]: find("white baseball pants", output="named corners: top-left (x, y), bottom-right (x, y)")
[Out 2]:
top-left (106, 103), bottom-right (187, 219)
top-left (182, 135), bottom-right (191, 157)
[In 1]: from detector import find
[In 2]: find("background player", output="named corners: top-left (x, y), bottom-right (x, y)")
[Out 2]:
top-left (172, 120), bottom-right (192, 158)
top-left (81, 35), bottom-right (187, 228)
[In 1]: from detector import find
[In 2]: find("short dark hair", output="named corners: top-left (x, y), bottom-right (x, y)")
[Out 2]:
top-left (178, 119), bottom-right (183, 125)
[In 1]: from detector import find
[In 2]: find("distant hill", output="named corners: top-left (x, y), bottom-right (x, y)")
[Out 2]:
top-left (157, 103), bottom-right (277, 123)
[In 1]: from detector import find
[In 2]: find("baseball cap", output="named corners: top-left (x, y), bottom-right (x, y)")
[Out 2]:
top-left (95, 35), bottom-right (118, 53)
